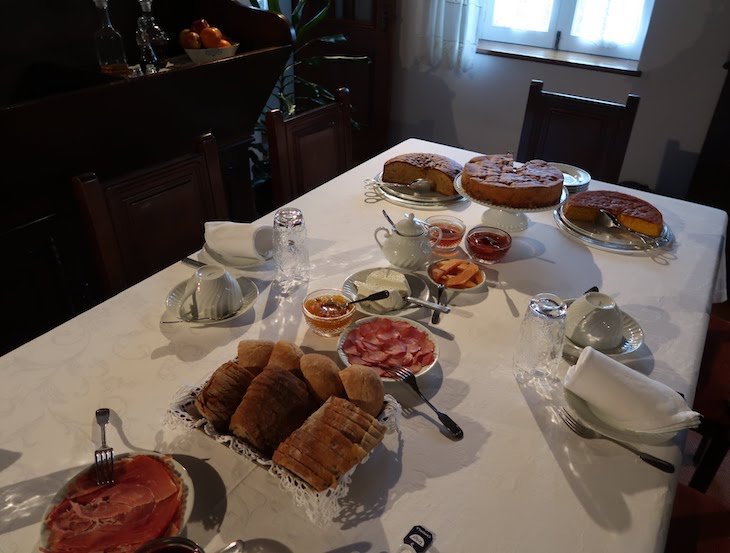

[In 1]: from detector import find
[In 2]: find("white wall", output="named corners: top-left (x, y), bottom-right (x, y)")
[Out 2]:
top-left (389, 0), bottom-right (730, 198)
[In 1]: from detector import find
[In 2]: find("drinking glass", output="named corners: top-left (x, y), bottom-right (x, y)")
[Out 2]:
top-left (514, 293), bottom-right (567, 382)
top-left (273, 207), bottom-right (310, 293)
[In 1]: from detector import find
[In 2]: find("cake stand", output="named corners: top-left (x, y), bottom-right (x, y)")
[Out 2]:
top-left (454, 175), bottom-right (568, 232)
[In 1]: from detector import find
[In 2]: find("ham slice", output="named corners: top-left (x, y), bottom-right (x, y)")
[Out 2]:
top-left (42, 455), bottom-right (184, 553)
top-left (341, 318), bottom-right (435, 375)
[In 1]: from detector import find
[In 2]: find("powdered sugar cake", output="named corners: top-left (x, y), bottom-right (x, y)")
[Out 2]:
top-left (461, 153), bottom-right (564, 208)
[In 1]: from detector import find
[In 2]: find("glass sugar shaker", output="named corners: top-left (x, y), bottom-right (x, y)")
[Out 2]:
top-left (273, 207), bottom-right (310, 292)
top-left (514, 293), bottom-right (567, 382)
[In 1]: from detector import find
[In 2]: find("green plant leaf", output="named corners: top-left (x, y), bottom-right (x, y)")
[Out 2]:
top-left (291, 0), bottom-right (305, 28)
top-left (249, 0), bottom-right (261, 8)
top-left (296, 2), bottom-right (330, 43)
top-left (268, 0), bottom-right (282, 14)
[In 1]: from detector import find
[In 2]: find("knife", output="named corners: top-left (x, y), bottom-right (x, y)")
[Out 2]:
top-left (431, 284), bottom-right (446, 324)
top-left (401, 293), bottom-right (450, 314)
top-left (181, 257), bottom-right (205, 268)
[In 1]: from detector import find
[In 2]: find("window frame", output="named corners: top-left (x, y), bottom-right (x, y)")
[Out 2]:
top-left (480, 0), bottom-right (655, 61)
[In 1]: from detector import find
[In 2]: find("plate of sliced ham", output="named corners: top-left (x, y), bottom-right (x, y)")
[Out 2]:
top-left (40, 452), bottom-right (193, 553)
top-left (337, 316), bottom-right (439, 380)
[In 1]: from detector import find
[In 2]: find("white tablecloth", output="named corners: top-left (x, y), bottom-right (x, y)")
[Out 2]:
top-left (1, 138), bottom-right (727, 553)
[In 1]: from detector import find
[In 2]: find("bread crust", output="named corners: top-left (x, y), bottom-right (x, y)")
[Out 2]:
top-left (194, 361), bottom-right (256, 427)
top-left (382, 153), bottom-right (463, 196)
top-left (229, 368), bottom-right (312, 456)
top-left (339, 364), bottom-right (385, 417)
top-left (300, 353), bottom-right (345, 404)
top-left (462, 154), bottom-right (564, 208)
top-left (264, 340), bottom-right (304, 374)
top-left (236, 340), bottom-right (275, 375)
top-left (563, 190), bottom-right (663, 237)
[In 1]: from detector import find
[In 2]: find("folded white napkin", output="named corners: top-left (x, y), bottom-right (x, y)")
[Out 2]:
top-left (563, 347), bottom-right (701, 433)
top-left (204, 221), bottom-right (273, 260)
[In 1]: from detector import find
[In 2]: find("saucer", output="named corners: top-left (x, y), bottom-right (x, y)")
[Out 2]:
top-left (163, 276), bottom-right (258, 325)
top-left (562, 299), bottom-right (643, 359)
top-left (563, 389), bottom-right (677, 444)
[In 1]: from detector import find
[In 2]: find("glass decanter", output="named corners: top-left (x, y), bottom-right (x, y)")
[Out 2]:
top-left (93, 0), bottom-right (129, 76)
top-left (136, 0), bottom-right (170, 64)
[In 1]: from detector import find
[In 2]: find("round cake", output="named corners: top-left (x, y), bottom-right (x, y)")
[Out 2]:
top-left (382, 153), bottom-right (463, 196)
top-left (461, 154), bottom-right (564, 209)
top-left (563, 190), bottom-right (663, 237)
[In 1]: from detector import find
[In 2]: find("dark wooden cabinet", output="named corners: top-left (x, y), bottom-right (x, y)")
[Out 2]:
top-left (0, 0), bottom-right (293, 354)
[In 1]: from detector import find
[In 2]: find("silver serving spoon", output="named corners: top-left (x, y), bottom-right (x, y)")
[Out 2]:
top-left (597, 209), bottom-right (658, 246)
top-left (383, 178), bottom-right (434, 193)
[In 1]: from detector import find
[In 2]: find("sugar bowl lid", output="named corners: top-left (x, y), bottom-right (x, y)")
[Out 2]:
top-left (395, 213), bottom-right (425, 236)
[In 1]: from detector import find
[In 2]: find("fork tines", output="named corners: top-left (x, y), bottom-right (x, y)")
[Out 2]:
top-left (94, 447), bottom-right (114, 485)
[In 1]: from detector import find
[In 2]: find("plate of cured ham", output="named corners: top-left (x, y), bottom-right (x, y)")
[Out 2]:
top-left (337, 316), bottom-right (439, 380)
top-left (40, 453), bottom-right (193, 553)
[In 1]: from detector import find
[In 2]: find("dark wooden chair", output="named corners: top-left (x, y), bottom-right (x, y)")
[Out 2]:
top-left (265, 87), bottom-right (353, 208)
top-left (73, 132), bottom-right (228, 296)
top-left (517, 80), bottom-right (640, 183)
top-left (665, 483), bottom-right (730, 553)
top-left (689, 314), bottom-right (730, 492)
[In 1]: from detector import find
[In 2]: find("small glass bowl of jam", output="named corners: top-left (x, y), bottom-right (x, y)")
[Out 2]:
top-left (302, 288), bottom-right (357, 337)
top-left (426, 215), bottom-right (466, 254)
top-left (465, 225), bottom-right (512, 264)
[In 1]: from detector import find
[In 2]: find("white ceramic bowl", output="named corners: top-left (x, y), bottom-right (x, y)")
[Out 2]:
top-left (185, 43), bottom-right (239, 63)
top-left (565, 292), bottom-right (623, 350)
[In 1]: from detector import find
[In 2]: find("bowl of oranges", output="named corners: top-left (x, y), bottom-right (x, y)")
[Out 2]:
top-left (180, 19), bottom-right (238, 63)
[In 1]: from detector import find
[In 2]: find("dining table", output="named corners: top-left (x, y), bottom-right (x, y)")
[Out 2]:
top-left (1, 137), bottom-right (727, 553)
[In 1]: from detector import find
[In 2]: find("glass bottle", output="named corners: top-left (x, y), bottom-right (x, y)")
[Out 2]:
top-left (137, 0), bottom-right (169, 64)
top-left (136, 28), bottom-right (158, 74)
top-left (93, 0), bottom-right (129, 77)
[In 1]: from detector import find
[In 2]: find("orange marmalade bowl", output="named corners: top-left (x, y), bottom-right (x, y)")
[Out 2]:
top-left (302, 288), bottom-right (356, 337)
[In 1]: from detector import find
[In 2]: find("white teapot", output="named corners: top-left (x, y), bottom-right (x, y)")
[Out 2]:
top-left (374, 213), bottom-right (441, 270)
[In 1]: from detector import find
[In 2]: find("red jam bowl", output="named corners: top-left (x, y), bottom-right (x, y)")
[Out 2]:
top-left (465, 225), bottom-right (512, 264)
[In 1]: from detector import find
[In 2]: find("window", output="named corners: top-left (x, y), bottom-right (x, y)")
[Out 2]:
top-left (481, 0), bottom-right (655, 60)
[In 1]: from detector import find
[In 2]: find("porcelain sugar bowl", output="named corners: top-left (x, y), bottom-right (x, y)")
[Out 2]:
top-left (374, 213), bottom-right (441, 270)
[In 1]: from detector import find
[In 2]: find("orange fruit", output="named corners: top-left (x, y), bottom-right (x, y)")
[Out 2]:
top-left (217, 39), bottom-right (231, 48)
top-left (200, 27), bottom-right (223, 48)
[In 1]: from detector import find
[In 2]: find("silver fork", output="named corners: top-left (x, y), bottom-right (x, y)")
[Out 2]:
top-left (386, 367), bottom-right (464, 440)
top-left (94, 408), bottom-right (115, 485)
top-left (558, 408), bottom-right (674, 473)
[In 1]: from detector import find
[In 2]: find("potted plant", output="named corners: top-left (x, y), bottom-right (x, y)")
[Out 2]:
top-left (248, 0), bottom-right (369, 213)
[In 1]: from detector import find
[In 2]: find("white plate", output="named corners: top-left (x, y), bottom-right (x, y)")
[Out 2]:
top-left (342, 268), bottom-right (431, 316)
top-left (201, 243), bottom-right (267, 269)
top-left (563, 389), bottom-right (677, 444)
top-left (164, 276), bottom-right (258, 325)
top-left (337, 316), bottom-right (439, 381)
top-left (562, 299), bottom-right (644, 359)
top-left (549, 162), bottom-right (591, 189)
top-left (40, 452), bottom-right (194, 550)
top-left (553, 205), bottom-right (674, 253)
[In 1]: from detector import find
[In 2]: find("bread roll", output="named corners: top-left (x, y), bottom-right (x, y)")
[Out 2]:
top-left (300, 353), bottom-right (345, 404)
top-left (339, 364), bottom-right (385, 416)
top-left (229, 367), bottom-right (312, 456)
top-left (194, 361), bottom-right (256, 427)
top-left (265, 340), bottom-right (304, 374)
top-left (236, 340), bottom-right (275, 375)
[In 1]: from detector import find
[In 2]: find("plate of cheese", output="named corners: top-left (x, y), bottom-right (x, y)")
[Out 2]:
top-left (342, 267), bottom-right (430, 316)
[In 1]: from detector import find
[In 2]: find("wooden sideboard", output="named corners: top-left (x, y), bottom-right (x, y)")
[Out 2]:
top-left (0, 0), bottom-right (293, 354)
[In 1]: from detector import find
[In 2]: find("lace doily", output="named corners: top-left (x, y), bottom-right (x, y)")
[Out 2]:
top-left (164, 380), bottom-right (401, 527)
